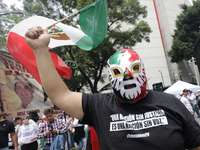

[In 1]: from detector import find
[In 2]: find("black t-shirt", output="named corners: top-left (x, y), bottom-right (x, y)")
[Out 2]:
top-left (80, 90), bottom-right (200, 150)
top-left (0, 120), bottom-right (15, 148)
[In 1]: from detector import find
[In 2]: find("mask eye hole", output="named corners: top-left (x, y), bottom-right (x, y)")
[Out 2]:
top-left (113, 69), bottom-right (121, 75)
top-left (133, 65), bottom-right (139, 71)
top-left (131, 63), bottom-right (141, 75)
top-left (110, 67), bottom-right (123, 77)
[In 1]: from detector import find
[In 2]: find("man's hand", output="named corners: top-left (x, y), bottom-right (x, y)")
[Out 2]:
top-left (51, 129), bottom-right (57, 135)
top-left (31, 137), bottom-right (36, 141)
top-left (25, 26), bottom-right (50, 52)
top-left (18, 142), bottom-right (23, 146)
top-left (45, 130), bottom-right (52, 135)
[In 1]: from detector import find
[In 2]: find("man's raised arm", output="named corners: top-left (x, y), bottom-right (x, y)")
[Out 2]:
top-left (25, 26), bottom-right (83, 120)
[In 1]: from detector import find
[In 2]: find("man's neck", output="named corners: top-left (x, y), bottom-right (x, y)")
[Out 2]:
top-left (22, 103), bottom-right (30, 109)
top-left (49, 119), bottom-right (55, 123)
top-left (0, 116), bottom-right (5, 122)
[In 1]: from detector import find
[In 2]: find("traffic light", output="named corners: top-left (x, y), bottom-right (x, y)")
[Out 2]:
top-left (65, 60), bottom-right (77, 68)
top-left (152, 82), bottom-right (163, 92)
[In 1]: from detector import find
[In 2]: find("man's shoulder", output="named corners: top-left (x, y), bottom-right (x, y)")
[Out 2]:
top-left (3, 119), bottom-right (14, 125)
top-left (0, 120), bottom-right (15, 131)
top-left (148, 90), bottom-right (176, 100)
top-left (39, 121), bottom-right (47, 127)
top-left (180, 96), bottom-right (187, 100)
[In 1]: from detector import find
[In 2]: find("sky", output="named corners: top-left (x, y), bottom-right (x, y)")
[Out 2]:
top-left (3, 0), bottom-right (193, 10)
top-left (4, 0), bottom-right (193, 8)
top-left (3, 0), bottom-right (23, 10)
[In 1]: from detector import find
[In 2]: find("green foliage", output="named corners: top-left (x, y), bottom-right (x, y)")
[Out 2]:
top-left (0, 0), bottom-right (151, 93)
top-left (0, 0), bottom-right (27, 50)
top-left (168, 1), bottom-right (200, 63)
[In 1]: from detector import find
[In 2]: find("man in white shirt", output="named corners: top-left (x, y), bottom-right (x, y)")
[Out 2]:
top-left (180, 89), bottom-right (194, 115)
top-left (189, 91), bottom-right (200, 117)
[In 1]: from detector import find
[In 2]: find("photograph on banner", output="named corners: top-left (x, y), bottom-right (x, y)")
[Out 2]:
top-left (0, 50), bottom-right (54, 121)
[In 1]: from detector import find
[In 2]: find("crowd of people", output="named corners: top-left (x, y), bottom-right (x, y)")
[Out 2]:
top-left (0, 107), bottom-right (89, 150)
top-left (1, 25), bottom-right (200, 150)
top-left (178, 89), bottom-right (200, 117)
top-left (22, 26), bottom-right (200, 149)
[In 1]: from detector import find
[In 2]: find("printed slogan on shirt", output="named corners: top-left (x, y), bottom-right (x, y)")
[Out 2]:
top-left (110, 109), bottom-right (168, 131)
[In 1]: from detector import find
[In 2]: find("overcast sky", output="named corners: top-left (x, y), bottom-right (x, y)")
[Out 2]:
top-left (3, 0), bottom-right (193, 10)
top-left (3, 0), bottom-right (23, 10)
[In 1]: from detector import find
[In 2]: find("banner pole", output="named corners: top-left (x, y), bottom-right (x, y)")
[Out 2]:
top-left (46, 11), bottom-right (79, 29)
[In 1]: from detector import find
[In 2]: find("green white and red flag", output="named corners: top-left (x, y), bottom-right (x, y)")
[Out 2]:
top-left (7, 0), bottom-right (108, 84)
top-left (78, 0), bottom-right (108, 49)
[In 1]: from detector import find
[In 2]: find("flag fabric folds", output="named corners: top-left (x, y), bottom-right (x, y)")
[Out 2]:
top-left (7, 16), bottom-right (77, 84)
top-left (79, 0), bottom-right (108, 49)
top-left (7, 0), bottom-right (108, 83)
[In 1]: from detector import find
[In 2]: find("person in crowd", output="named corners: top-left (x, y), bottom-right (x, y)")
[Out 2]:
top-left (84, 125), bottom-right (92, 150)
top-left (13, 116), bottom-right (37, 150)
top-left (14, 76), bottom-right (52, 110)
top-left (37, 108), bottom-right (68, 150)
top-left (39, 116), bottom-right (47, 127)
top-left (13, 117), bottom-right (23, 150)
top-left (73, 118), bottom-right (85, 150)
top-left (25, 26), bottom-right (200, 150)
top-left (189, 91), bottom-right (200, 117)
top-left (196, 90), bottom-right (200, 108)
top-left (39, 116), bottom-right (47, 150)
top-left (180, 89), bottom-right (194, 115)
top-left (8, 117), bottom-right (22, 150)
top-left (64, 114), bottom-right (75, 150)
top-left (18, 116), bottom-right (38, 150)
top-left (0, 107), bottom-right (17, 150)
top-left (13, 117), bottom-right (22, 134)
top-left (54, 114), bottom-right (60, 119)
top-left (84, 125), bottom-right (89, 140)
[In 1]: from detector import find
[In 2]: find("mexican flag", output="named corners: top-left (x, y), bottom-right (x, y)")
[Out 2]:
top-left (7, 16), bottom-right (78, 84)
top-left (7, 0), bottom-right (108, 84)
top-left (79, 0), bottom-right (108, 49)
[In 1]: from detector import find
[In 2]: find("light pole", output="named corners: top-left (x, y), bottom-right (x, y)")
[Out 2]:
top-left (171, 70), bottom-right (176, 83)
top-left (188, 57), bottom-right (200, 85)
top-left (158, 70), bottom-right (165, 87)
top-left (178, 70), bottom-right (182, 80)
top-left (188, 73), bottom-right (192, 83)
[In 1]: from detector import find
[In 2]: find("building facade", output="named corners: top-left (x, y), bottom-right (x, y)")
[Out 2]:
top-left (99, 0), bottom-right (199, 92)
top-left (133, 0), bottom-right (198, 90)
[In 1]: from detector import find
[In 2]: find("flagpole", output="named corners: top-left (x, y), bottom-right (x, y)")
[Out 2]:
top-left (46, 11), bottom-right (79, 28)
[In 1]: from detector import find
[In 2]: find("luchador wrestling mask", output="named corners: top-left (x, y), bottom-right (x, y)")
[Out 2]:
top-left (107, 49), bottom-right (147, 103)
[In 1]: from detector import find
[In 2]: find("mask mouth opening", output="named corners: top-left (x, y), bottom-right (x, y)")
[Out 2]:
top-left (124, 83), bottom-right (136, 89)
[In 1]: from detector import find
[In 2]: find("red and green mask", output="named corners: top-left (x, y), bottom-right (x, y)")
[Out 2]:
top-left (107, 49), bottom-right (147, 103)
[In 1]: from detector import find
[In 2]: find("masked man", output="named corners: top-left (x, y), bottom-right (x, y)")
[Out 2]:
top-left (25, 26), bottom-right (200, 150)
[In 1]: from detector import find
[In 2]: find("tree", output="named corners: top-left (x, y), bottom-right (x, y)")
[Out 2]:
top-left (1, 0), bottom-right (152, 93)
top-left (0, 0), bottom-right (27, 50)
top-left (168, 1), bottom-right (200, 63)
top-left (50, 0), bottom-right (152, 93)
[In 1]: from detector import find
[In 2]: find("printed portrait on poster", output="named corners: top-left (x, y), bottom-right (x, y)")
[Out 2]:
top-left (0, 50), bottom-right (54, 121)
